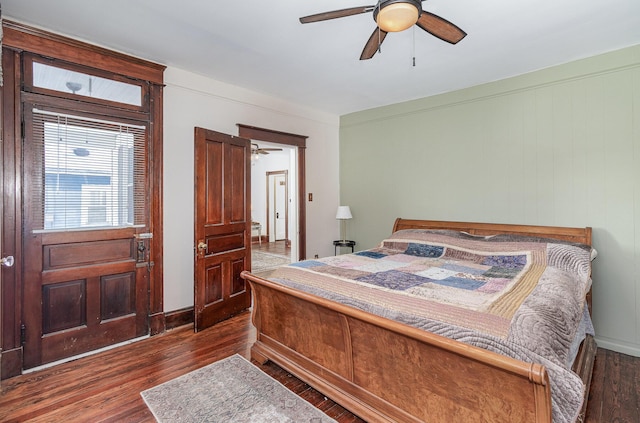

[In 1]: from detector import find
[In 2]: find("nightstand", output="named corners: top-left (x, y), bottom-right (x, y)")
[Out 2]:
top-left (333, 240), bottom-right (356, 255)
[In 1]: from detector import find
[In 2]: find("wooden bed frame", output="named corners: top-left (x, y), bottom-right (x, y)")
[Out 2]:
top-left (241, 219), bottom-right (597, 422)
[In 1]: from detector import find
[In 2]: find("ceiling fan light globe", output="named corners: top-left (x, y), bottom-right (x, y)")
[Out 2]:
top-left (376, 2), bottom-right (419, 32)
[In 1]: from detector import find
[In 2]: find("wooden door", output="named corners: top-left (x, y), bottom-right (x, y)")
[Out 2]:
top-left (194, 128), bottom-right (251, 332)
top-left (267, 170), bottom-right (288, 243)
top-left (21, 104), bottom-right (151, 369)
top-left (274, 173), bottom-right (288, 241)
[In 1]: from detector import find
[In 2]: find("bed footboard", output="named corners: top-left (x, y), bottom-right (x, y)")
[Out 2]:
top-left (243, 271), bottom-right (554, 423)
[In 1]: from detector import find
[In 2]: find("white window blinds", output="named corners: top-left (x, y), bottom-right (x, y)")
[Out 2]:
top-left (30, 108), bottom-right (147, 231)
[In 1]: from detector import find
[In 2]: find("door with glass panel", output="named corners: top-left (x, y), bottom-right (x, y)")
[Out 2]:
top-left (20, 57), bottom-right (153, 369)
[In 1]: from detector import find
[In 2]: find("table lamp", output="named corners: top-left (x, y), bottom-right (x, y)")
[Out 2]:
top-left (335, 206), bottom-right (353, 242)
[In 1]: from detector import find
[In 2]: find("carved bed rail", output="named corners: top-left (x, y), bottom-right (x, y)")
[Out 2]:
top-left (243, 271), bottom-right (553, 422)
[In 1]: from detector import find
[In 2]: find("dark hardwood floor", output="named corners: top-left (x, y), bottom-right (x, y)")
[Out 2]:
top-left (253, 239), bottom-right (291, 257)
top-left (0, 311), bottom-right (637, 422)
top-left (584, 348), bottom-right (640, 423)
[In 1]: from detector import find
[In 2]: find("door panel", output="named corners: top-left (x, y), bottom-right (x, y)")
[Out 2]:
top-left (23, 228), bottom-right (148, 368)
top-left (194, 128), bottom-right (251, 332)
top-left (43, 238), bottom-right (132, 268)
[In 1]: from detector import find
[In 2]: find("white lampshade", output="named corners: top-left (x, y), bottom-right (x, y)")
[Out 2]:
top-left (336, 206), bottom-right (352, 220)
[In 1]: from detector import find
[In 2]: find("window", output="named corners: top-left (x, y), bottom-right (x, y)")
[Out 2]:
top-left (32, 61), bottom-right (143, 106)
top-left (32, 109), bottom-right (146, 231)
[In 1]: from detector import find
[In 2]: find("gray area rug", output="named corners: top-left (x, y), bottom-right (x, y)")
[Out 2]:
top-left (251, 251), bottom-right (290, 273)
top-left (141, 354), bottom-right (336, 423)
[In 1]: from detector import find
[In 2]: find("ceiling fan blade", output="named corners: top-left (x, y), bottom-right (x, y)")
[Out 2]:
top-left (416, 12), bottom-right (467, 44)
top-left (260, 148), bottom-right (283, 152)
top-left (300, 6), bottom-right (375, 24)
top-left (360, 27), bottom-right (388, 60)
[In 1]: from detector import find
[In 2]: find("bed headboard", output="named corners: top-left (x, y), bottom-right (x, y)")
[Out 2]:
top-left (393, 218), bottom-right (592, 246)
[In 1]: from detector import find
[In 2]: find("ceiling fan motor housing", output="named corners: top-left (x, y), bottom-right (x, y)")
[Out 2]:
top-left (374, 0), bottom-right (423, 32)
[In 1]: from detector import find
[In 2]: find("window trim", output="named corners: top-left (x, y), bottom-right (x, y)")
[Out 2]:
top-left (23, 54), bottom-right (150, 112)
top-left (3, 20), bottom-right (164, 84)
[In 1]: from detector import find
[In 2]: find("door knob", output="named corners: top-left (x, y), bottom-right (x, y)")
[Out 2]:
top-left (1, 255), bottom-right (15, 267)
top-left (197, 241), bottom-right (208, 252)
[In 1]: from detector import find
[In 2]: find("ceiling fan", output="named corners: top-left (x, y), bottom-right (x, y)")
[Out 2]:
top-left (299, 0), bottom-right (466, 60)
top-left (251, 143), bottom-right (283, 155)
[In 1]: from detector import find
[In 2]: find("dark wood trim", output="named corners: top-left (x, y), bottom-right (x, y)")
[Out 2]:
top-left (21, 91), bottom-right (150, 123)
top-left (237, 124), bottom-right (307, 148)
top-left (149, 313), bottom-right (166, 336)
top-left (0, 347), bottom-right (23, 380)
top-left (149, 84), bottom-right (164, 321)
top-left (237, 124), bottom-right (307, 260)
top-left (298, 146), bottom-right (307, 260)
top-left (1, 49), bottom-right (23, 354)
top-left (2, 21), bottom-right (165, 84)
top-left (165, 307), bottom-right (195, 330)
top-left (22, 53), bottom-right (151, 113)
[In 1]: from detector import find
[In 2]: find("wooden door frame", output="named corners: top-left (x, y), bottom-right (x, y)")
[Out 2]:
top-left (1, 21), bottom-right (165, 379)
top-left (1, 47), bottom-right (23, 379)
top-left (237, 124), bottom-right (307, 261)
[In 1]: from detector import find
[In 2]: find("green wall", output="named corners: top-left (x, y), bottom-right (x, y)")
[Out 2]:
top-left (340, 44), bottom-right (640, 356)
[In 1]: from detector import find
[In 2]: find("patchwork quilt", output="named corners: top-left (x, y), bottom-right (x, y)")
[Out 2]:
top-left (268, 229), bottom-right (594, 423)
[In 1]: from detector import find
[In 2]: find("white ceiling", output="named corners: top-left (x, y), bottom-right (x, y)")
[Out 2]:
top-left (4, 0), bottom-right (640, 115)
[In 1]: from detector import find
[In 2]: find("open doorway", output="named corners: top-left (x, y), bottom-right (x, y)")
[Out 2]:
top-left (238, 124), bottom-right (308, 271)
top-left (249, 144), bottom-right (295, 273)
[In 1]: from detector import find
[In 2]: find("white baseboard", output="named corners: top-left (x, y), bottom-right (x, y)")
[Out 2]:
top-left (595, 337), bottom-right (640, 357)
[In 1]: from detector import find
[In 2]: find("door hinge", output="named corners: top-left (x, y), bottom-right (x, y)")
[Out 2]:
top-left (21, 324), bottom-right (26, 345)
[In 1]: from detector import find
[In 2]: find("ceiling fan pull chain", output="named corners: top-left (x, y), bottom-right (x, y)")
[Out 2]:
top-left (377, 1), bottom-right (382, 54)
top-left (412, 26), bottom-right (416, 67)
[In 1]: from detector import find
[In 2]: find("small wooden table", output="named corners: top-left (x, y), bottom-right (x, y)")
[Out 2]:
top-left (333, 240), bottom-right (356, 255)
